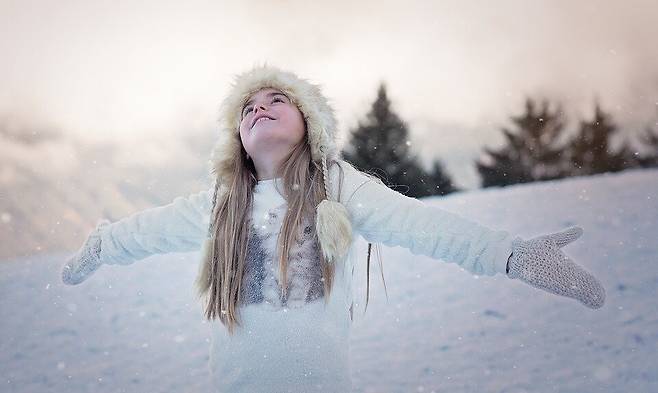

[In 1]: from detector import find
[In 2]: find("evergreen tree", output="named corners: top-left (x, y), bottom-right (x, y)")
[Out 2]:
top-left (396, 158), bottom-right (460, 196)
top-left (425, 160), bottom-right (459, 195)
top-left (475, 97), bottom-right (569, 188)
top-left (342, 83), bottom-right (457, 197)
top-left (566, 101), bottom-right (636, 176)
top-left (636, 120), bottom-right (658, 168)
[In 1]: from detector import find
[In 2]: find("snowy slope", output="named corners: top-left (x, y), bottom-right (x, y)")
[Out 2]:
top-left (1, 167), bottom-right (656, 393)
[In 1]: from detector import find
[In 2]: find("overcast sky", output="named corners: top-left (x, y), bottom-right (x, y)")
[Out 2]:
top-left (2, 0), bottom-right (657, 188)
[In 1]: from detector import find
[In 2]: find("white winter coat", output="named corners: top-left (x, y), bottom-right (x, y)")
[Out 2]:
top-left (96, 159), bottom-right (514, 392)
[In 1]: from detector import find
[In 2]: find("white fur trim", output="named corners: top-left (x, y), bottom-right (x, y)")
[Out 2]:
top-left (315, 199), bottom-right (353, 263)
top-left (211, 64), bottom-right (339, 183)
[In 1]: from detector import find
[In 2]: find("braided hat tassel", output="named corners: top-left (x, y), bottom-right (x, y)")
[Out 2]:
top-left (315, 153), bottom-right (352, 264)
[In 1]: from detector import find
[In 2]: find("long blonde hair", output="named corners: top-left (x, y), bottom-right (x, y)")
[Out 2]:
top-left (196, 126), bottom-right (337, 333)
top-left (196, 128), bottom-right (387, 335)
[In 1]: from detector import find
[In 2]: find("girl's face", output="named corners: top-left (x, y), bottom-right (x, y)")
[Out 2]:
top-left (239, 87), bottom-right (306, 167)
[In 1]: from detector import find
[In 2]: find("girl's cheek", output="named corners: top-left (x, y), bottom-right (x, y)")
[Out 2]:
top-left (239, 121), bottom-right (249, 134)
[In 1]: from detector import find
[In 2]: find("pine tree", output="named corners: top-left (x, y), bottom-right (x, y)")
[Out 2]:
top-left (636, 120), bottom-right (658, 168)
top-left (425, 160), bottom-right (459, 195)
top-left (475, 97), bottom-right (569, 188)
top-left (566, 101), bottom-right (636, 176)
top-left (342, 83), bottom-right (457, 198)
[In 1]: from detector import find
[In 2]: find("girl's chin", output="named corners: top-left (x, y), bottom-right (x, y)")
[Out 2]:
top-left (251, 119), bottom-right (277, 131)
top-left (250, 129), bottom-right (290, 140)
top-left (250, 139), bottom-right (297, 153)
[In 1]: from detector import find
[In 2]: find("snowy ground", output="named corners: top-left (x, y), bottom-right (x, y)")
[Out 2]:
top-left (1, 167), bottom-right (657, 392)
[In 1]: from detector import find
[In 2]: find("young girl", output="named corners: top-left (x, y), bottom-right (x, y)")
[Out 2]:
top-left (61, 64), bottom-right (606, 392)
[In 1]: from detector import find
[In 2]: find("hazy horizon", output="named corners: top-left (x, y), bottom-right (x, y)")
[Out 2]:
top-left (2, 0), bottom-right (657, 188)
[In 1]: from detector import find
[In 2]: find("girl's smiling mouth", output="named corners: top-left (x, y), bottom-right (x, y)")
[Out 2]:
top-left (251, 114), bottom-right (276, 129)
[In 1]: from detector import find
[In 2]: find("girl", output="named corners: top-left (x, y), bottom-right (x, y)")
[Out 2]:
top-left (62, 64), bottom-right (606, 392)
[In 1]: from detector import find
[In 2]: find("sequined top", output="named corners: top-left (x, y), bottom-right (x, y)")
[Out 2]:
top-left (239, 180), bottom-right (325, 309)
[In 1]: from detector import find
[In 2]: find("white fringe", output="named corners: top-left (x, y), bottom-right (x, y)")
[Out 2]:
top-left (315, 199), bottom-right (352, 264)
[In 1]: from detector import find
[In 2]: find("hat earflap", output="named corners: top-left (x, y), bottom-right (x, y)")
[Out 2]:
top-left (315, 154), bottom-right (352, 263)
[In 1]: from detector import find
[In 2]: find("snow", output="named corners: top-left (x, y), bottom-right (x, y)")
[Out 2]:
top-left (1, 167), bottom-right (657, 392)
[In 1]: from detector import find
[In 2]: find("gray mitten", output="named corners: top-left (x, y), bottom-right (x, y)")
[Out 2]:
top-left (506, 226), bottom-right (605, 309)
top-left (61, 219), bottom-right (111, 285)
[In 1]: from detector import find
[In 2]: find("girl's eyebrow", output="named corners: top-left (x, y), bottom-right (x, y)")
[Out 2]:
top-left (243, 91), bottom-right (287, 109)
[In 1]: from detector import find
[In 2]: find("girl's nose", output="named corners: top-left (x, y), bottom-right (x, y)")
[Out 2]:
top-left (253, 102), bottom-right (268, 114)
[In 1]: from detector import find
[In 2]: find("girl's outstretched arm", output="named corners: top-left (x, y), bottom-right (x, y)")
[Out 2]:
top-left (97, 185), bottom-right (214, 265)
top-left (62, 184), bottom-right (214, 285)
top-left (331, 160), bottom-right (605, 309)
top-left (332, 161), bottom-right (513, 277)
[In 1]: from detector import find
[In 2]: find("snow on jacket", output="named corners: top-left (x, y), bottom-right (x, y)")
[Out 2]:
top-left (96, 159), bottom-right (514, 392)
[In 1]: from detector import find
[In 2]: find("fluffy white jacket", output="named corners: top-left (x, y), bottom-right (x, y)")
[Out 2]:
top-left (94, 159), bottom-right (514, 392)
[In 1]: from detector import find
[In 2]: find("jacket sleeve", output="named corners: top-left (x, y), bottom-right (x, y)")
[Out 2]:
top-left (97, 185), bottom-right (214, 265)
top-left (330, 160), bottom-right (514, 276)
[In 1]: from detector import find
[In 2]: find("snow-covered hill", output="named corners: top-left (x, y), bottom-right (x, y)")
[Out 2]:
top-left (1, 167), bottom-right (656, 392)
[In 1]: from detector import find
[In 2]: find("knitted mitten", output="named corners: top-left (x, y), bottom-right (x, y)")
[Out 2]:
top-left (505, 226), bottom-right (605, 309)
top-left (61, 219), bottom-right (111, 285)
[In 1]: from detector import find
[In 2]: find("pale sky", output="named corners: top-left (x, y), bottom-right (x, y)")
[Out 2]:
top-left (2, 0), bottom-right (657, 188)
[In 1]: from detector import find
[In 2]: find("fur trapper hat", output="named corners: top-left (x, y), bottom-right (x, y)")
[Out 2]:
top-left (202, 64), bottom-right (353, 265)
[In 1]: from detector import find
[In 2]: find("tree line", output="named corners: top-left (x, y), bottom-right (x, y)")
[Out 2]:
top-left (341, 83), bottom-right (658, 197)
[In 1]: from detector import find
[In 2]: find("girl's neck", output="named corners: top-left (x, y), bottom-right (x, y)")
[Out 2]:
top-left (257, 177), bottom-right (279, 182)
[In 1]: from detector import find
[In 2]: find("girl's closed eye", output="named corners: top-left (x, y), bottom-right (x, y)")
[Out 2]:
top-left (242, 97), bottom-right (286, 118)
